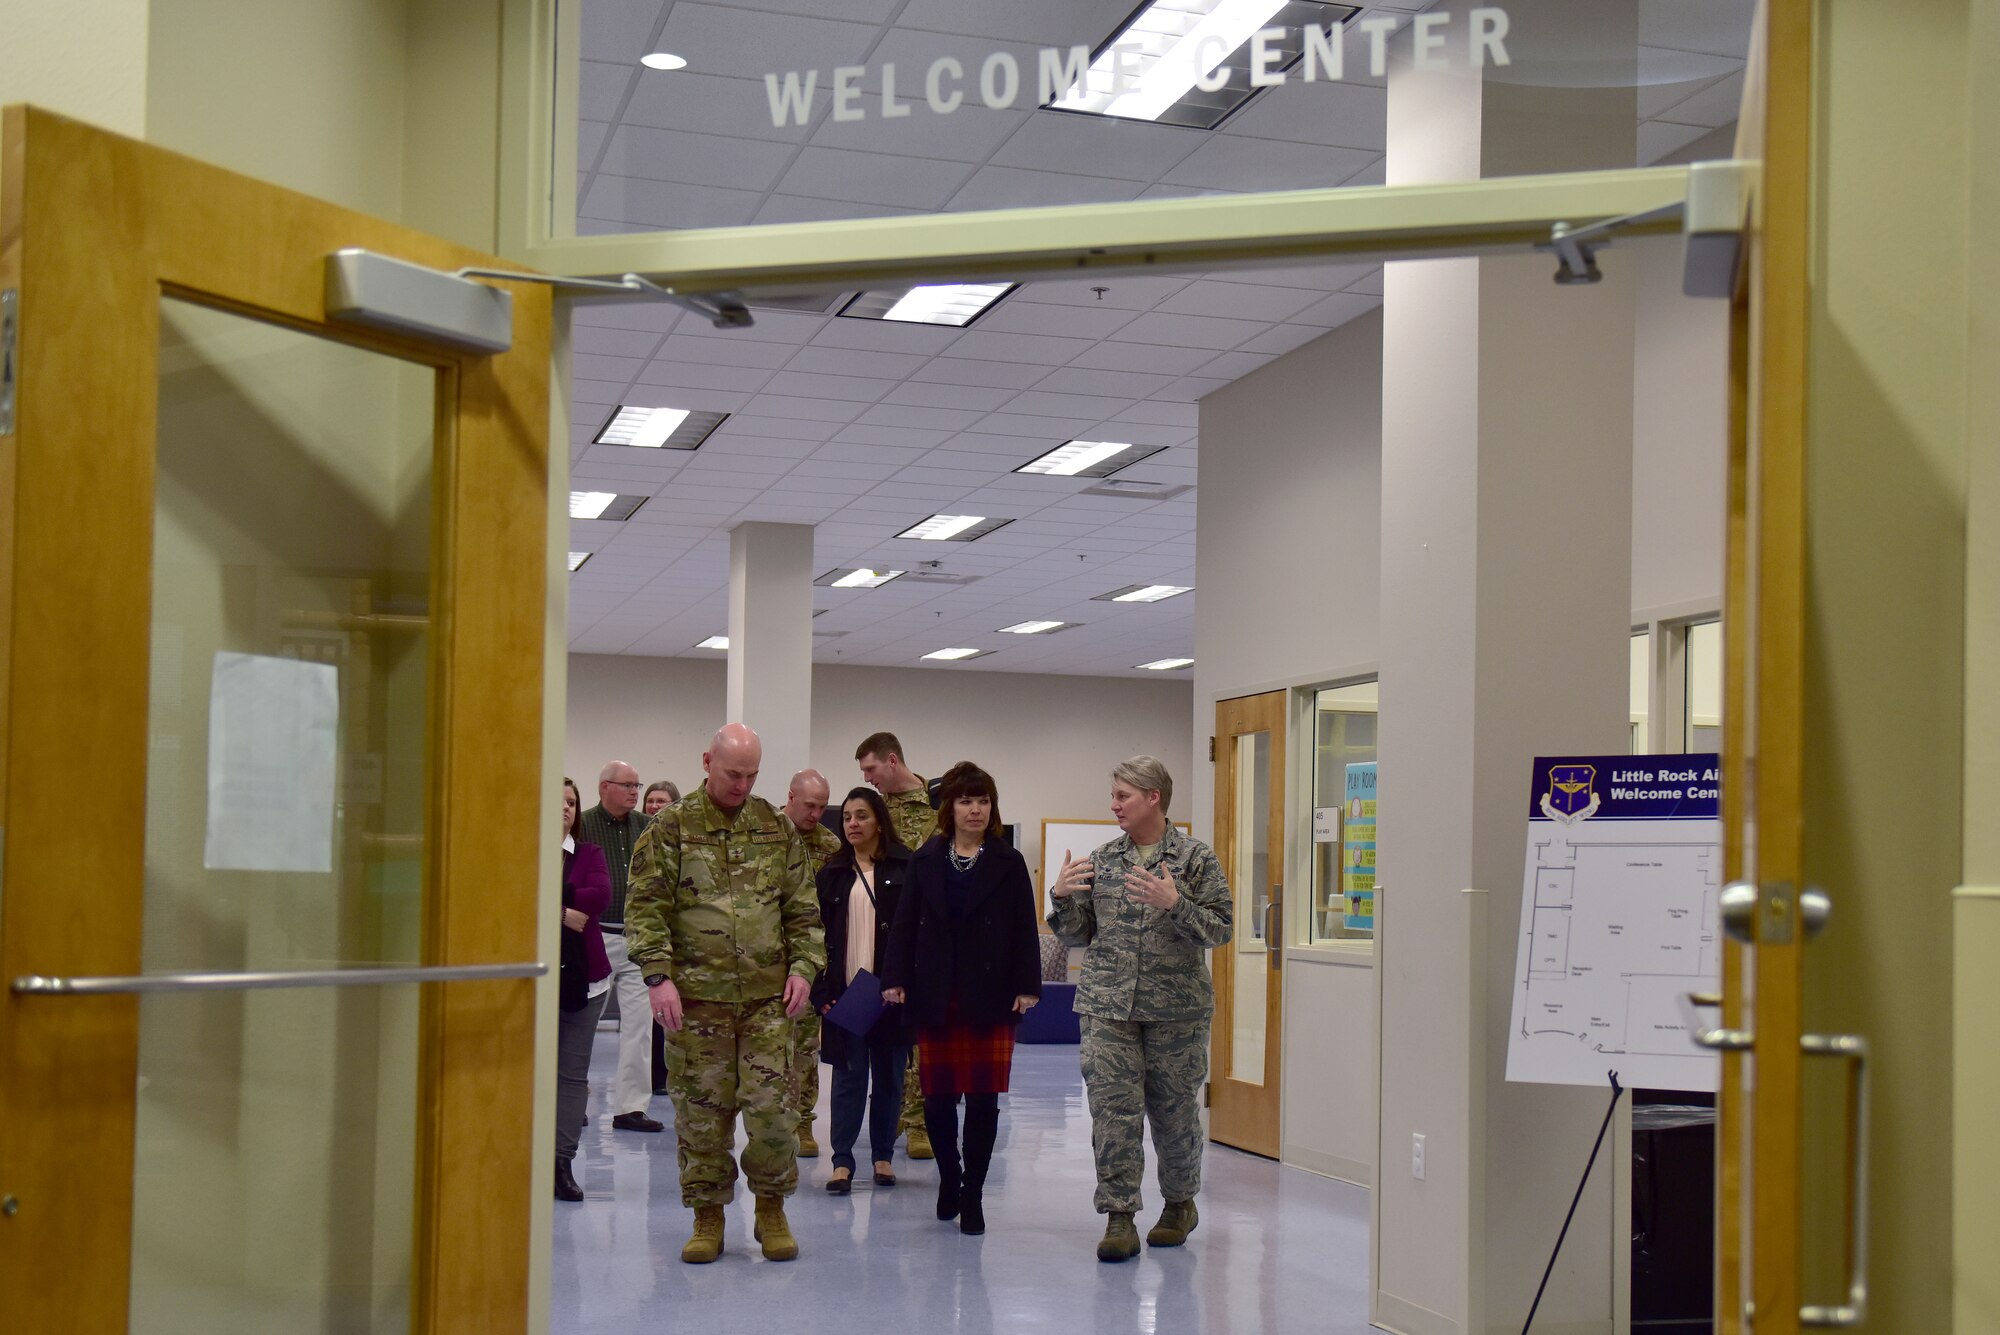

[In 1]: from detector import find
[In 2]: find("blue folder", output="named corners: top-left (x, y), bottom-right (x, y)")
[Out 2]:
top-left (825, 967), bottom-right (886, 1037)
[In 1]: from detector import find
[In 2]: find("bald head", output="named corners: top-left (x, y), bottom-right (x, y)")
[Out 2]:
top-left (785, 769), bottom-right (831, 831)
top-left (702, 723), bottom-right (762, 812)
top-left (597, 759), bottom-right (640, 818)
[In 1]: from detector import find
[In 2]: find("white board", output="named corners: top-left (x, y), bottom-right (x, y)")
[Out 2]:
top-left (1505, 754), bottom-right (1723, 1093)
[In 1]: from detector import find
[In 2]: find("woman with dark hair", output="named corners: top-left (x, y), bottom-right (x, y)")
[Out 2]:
top-left (813, 786), bottom-right (915, 1194)
top-left (557, 777), bottom-right (613, 1202)
top-left (881, 762), bottom-right (1041, 1235)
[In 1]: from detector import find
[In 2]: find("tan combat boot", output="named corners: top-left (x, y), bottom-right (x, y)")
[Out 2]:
top-left (1147, 1199), bottom-right (1199, 1247)
top-left (680, 1205), bottom-right (726, 1264)
top-left (1097, 1211), bottom-right (1141, 1262)
top-left (797, 1120), bottom-right (819, 1158)
top-left (905, 1126), bottom-right (934, 1159)
top-left (753, 1195), bottom-right (799, 1261)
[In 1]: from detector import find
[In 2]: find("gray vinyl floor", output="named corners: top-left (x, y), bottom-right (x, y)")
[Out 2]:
top-left (550, 1031), bottom-right (1378, 1335)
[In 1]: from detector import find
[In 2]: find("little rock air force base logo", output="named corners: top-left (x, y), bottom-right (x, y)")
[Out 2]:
top-left (1540, 764), bottom-right (1600, 825)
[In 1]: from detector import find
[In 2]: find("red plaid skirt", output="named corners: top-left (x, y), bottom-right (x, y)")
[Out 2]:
top-left (917, 1009), bottom-right (1016, 1096)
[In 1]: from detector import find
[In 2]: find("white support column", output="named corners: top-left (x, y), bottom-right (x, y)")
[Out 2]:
top-left (727, 522), bottom-right (814, 796)
top-left (1373, 6), bottom-right (1636, 1333)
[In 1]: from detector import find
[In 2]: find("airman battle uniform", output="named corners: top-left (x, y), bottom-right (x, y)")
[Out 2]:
top-left (1048, 824), bottom-right (1232, 1232)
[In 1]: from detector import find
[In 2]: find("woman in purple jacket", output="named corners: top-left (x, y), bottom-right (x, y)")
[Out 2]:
top-left (557, 776), bottom-right (612, 1202)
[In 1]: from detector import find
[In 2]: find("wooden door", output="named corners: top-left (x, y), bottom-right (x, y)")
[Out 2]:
top-left (0, 108), bottom-right (551, 1333)
top-left (1210, 689), bottom-right (1287, 1157)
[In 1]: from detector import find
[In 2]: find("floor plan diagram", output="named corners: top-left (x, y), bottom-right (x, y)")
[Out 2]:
top-left (1507, 813), bottom-right (1723, 1092)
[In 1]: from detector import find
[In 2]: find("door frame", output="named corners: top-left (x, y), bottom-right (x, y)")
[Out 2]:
top-left (1210, 690), bottom-right (1288, 1158)
top-left (0, 107), bottom-right (552, 1334)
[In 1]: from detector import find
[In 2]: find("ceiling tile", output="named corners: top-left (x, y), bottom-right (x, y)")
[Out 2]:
top-left (1162, 138), bottom-right (1378, 193)
top-left (946, 166), bottom-right (1148, 212)
top-left (1155, 279), bottom-right (1325, 322)
top-left (656, 333), bottom-right (797, 369)
top-left (973, 300), bottom-right (1138, 340)
top-left (881, 381), bottom-right (1018, 411)
top-left (1291, 292), bottom-right (1383, 328)
top-left (752, 195), bottom-right (928, 224)
top-left (907, 358), bottom-right (1054, 389)
top-left (810, 98), bottom-right (1028, 162)
top-left (580, 175), bottom-right (763, 229)
top-left (657, 3), bottom-right (881, 80)
top-left (785, 344), bottom-right (932, 378)
top-left (759, 369), bottom-right (898, 402)
top-left (1024, 275), bottom-right (1197, 310)
top-left (633, 361), bottom-right (777, 393)
top-left (776, 146), bottom-right (970, 209)
top-left (1109, 311), bottom-right (1268, 350)
top-left (594, 124), bottom-right (798, 191)
top-left (1654, 70), bottom-right (1744, 128)
top-left (1235, 322), bottom-right (1331, 357)
top-left (1065, 341), bottom-right (1216, 375)
top-left (620, 68), bottom-right (822, 142)
top-left (946, 330), bottom-right (1098, 366)
top-left (1218, 77), bottom-right (1386, 150)
top-left (1001, 389), bottom-right (1137, 421)
top-left (580, 0), bottom-right (663, 64)
top-left (1031, 367), bottom-right (1174, 397)
top-left (988, 113), bottom-right (1204, 180)
top-left (1638, 120), bottom-right (1713, 165)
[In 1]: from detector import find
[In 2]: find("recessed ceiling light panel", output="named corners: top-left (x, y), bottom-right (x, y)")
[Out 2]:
top-left (1136, 657), bottom-right (1196, 671)
top-left (695, 635), bottom-right (729, 650)
top-left (839, 283), bottom-right (1016, 328)
top-left (640, 52), bottom-right (688, 70)
top-left (896, 514), bottom-right (1014, 542)
top-left (1094, 584), bottom-right (1194, 603)
top-left (1015, 440), bottom-right (1168, 478)
top-left (570, 491), bottom-right (648, 521)
top-left (567, 551), bottom-right (591, 572)
top-left (1049, 0), bottom-right (1361, 131)
top-left (999, 620), bottom-right (1074, 635)
top-left (921, 647), bottom-right (993, 662)
top-left (592, 405), bottom-right (729, 450)
top-left (814, 567), bottom-right (907, 588)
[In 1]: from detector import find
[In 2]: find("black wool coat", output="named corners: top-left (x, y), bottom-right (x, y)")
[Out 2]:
top-left (882, 836), bottom-right (1042, 1030)
top-left (812, 843), bottom-right (915, 1065)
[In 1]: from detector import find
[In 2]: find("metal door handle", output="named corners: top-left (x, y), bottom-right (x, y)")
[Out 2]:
top-left (11, 961), bottom-right (545, 995)
top-left (1681, 990), bottom-right (1753, 1051)
top-left (1265, 891), bottom-right (1281, 972)
top-left (1800, 1032), bottom-right (1870, 1327)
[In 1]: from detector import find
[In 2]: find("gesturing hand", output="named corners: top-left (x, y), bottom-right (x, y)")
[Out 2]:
top-left (1126, 864), bottom-right (1181, 912)
top-left (1051, 849), bottom-right (1094, 899)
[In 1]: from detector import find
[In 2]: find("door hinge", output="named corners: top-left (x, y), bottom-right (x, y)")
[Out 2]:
top-left (1, 289), bottom-right (17, 435)
top-left (1208, 735), bottom-right (1216, 762)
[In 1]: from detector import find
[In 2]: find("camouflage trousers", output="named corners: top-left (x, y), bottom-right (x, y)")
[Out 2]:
top-left (1079, 1015), bottom-right (1210, 1214)
top-left (665, 996), bottom-right (799, 1207)
top-left (899, 1048), bottom-right (925, 1134)
top-left (789, 1010), bottom-right (821, 1124)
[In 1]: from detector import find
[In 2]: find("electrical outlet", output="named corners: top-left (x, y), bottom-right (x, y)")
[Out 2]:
top-left (1411, 1133), bottom-right (1426, 1180)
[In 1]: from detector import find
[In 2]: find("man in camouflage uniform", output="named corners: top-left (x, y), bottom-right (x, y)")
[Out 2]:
top-left (1049, 755), bottom-right (1232, 1262)
top-left (780, 768), bottom-right (838, 1160)
top-left (856, 730), bottom-right (937, 1159)
top-left (628, 723), bottom-right (825, 1264)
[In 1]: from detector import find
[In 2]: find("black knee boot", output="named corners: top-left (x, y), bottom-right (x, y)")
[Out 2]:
top-left (924, 1095), bottom-right (962, 1221)
top-left (958, 1094), bottom-right (999, 1235)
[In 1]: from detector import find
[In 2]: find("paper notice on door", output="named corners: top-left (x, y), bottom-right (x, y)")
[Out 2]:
top-left (203, 652), bottom-right (339, 872)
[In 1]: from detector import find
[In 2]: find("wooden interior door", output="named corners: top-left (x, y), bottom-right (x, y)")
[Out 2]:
top-left (1712, 3), bottom-right (1819, 1331)
top-left (0, 107), bottom-right (551, 1333)
top-left (1210, 689), bottom-right (1287, 1157)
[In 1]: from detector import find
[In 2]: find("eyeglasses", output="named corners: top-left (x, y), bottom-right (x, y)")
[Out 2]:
top-left (607, 781), bottom-right (642, 790)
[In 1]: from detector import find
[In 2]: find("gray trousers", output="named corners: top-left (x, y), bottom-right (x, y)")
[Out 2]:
top-left (556, 989), bottom-right (608, 1162)
top-left (1079, 1014), bottom-right (1210, 1214)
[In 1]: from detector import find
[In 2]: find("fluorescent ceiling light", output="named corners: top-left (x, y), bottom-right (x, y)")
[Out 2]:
top-left (569, 491), bottom-right (647, 521)
top-left (896, 514), bottom-right (1013, 542)
top-left (567, 551), bottom-right (591, 572)
top-left (1051, 0), bottom-right (1360, 130)
top-left (815, 567), bottom-right (906, 589)
top-left (695, 635), bottom-right (729, 650)
top-left (1016, 440), bottom-right (1168, 478)
top-left (999, 620), bottom-right (1072, 635)
top-left (922, 647), bottom-right (991, 662)
top-left (1136, 657), bottom-right (1196, 671)
top-left (591, 406), bottom-right (730, 450)
top-left (1094, 584), bottom-right (1194, 603)
top-left (838, 283), bottom-right (1016, 328)
top-left (640, 52), bottom-right (688, 70)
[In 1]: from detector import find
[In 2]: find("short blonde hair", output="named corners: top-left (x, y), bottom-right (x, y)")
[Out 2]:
top-left (1111, 755), bottom-right (1173, 812)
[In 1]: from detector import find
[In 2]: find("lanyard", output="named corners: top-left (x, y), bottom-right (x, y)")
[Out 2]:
top-left (854, 862), bottom-right (877, 909)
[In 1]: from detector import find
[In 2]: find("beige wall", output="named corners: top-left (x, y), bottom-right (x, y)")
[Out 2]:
top-left (565, 653), bottom-right (1196, 902)
top-left (0, 0), bottom-right (150, 135)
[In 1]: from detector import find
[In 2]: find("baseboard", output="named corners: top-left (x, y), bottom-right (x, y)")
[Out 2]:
top-left (1375, 1290), bottom-right (1458, 1335)
top-left (1281, 1143), bottom-right (1372, 1188)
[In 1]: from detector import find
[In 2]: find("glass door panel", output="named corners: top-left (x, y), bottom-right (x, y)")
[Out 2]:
top-left (1308, 682), bottom-right (1377, 943)
top-left (130, 300), bottom-right (436, 1331)
top-left (1229, 729), bottom-right (1272, 1084)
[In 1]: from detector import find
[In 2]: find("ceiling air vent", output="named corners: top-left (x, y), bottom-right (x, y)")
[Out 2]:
top-left (1081, 478), bottom-right (1193, 501)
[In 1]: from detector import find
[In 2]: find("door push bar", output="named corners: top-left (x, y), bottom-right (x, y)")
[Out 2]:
top-left (12, 961), bottom-right (546, 996)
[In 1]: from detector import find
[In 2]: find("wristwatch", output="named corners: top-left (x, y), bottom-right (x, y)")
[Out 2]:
top-left (644, 973), bottom-right (669, 988)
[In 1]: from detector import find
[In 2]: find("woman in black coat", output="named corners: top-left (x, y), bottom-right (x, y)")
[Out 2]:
top-left (813, 786), bottom-right (915, 1194)
top-left (881, 762), bottom-right (1041, 1236)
